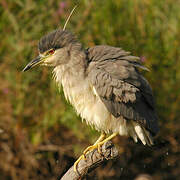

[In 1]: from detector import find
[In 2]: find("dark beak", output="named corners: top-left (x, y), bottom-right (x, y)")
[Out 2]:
top-left (23, 56), bottom-right (42, 72)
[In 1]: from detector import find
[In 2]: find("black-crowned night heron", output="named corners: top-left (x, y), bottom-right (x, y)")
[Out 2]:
top-left (23, 28), bottom-right (159, 171)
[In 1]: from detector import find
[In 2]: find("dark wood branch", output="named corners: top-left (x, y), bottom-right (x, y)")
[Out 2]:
top-left (61, 141), bottom-right (119, 180)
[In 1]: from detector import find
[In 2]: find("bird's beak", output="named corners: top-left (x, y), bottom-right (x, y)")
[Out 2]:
top-left (23, 55), bottom-right (43, 72)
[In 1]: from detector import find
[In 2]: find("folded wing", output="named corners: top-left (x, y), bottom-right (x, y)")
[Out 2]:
top-left (87, 45), bottom-right (159, 135)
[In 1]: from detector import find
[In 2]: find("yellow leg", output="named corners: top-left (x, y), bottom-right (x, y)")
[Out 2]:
top-left (73, 133), bottom-right (106, 172)
top-left (83, 132), bottom-right (106, 156)
top-left (73, 132), bottom-right (118, 172)
top-left (73, 154), bottom-right (85, 172)
top-left (96, 132), bottom-right (118, 153)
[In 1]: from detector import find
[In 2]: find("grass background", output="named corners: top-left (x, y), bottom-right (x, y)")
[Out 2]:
top-left (0, 0), bottom-right (179, 179)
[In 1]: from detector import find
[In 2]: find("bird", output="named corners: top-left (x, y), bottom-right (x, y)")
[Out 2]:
top-left (23, 27), bottom-right (159, 171)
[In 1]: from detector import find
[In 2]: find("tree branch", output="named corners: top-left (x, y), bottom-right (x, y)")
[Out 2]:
top-left (61, 141), bottom-right (119, 180)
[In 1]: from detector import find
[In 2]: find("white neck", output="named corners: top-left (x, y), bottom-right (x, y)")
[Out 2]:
top-left (52, 51), bottom-right (88, 106)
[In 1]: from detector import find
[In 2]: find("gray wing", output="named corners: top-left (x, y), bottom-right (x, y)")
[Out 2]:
top-left (86, 45), bottom-right (159, 135)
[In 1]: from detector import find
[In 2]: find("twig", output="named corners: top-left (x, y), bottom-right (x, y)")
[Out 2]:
top-left (61, 141), bottom-right (119, 180)
top-left (36, 144), bottom-right (72, 153)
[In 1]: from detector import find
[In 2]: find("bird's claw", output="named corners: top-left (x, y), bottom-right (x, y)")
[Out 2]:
top-left (74, 143), bottom-right (104, 172)
top-left (83, 144), bottom-right (98, 155)
top-left (74, 133), bottom-right (118, 173)
top-left (73, 154), bottom-right (86, 172)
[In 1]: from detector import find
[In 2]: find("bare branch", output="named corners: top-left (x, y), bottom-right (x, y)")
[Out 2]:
top-left (61, 141), bottom-right (118, 180)
top-left (36, 144), bottom-right (72, 153)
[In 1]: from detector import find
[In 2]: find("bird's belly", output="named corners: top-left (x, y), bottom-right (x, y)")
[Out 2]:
top-left (79, 96), bottom-right (113, 133)
top-left (69, 86), bottom-right (127, 134)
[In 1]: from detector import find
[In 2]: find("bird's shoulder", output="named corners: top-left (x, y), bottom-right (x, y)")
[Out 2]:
top-left (86, 45), bottom-right (149, 91)
top-left (87, 45), bottom-right (139, 63)
top-left (86, 45), bottom-right (148, 73)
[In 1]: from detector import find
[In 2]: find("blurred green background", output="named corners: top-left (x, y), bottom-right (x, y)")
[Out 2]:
top-left (0, 0), bottom-right (179, 179)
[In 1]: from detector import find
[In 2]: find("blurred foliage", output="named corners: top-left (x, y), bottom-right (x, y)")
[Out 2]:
top-left (0, 0), bottom-right (179, 179)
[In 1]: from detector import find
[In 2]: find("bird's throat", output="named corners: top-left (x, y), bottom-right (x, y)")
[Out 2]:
top-left (52, 52), bottom-right (87, 105)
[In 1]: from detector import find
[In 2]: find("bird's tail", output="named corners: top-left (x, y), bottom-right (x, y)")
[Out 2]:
top-left (141, 126), bottom-right (154, 146)
top-left (132, 121), bottom-right (154, 146)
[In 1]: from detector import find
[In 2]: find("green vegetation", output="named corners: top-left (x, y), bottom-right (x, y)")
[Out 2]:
top-left (0, 0), bottom-right (179, 179)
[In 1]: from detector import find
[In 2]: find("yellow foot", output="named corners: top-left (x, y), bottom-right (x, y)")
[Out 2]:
top-left (83, 143), bottom-right (101, 157)
top-left (73, 133), bottom-right (118, 172)
top-left (73, 133), bottom-right (106, 172)
top-left (84, 132), bottom-right (118, 155)
top-left (73, 154), bottom-right (86, 172)
top-left (73, 143), bottom-right (103, 172)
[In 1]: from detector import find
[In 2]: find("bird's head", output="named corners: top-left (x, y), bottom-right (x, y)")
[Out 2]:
top-left (23, 29), bottom-right (78, 71)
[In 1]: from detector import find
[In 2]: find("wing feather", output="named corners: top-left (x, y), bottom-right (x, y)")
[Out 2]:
top-left (87, 45), bottom-right (159, 135)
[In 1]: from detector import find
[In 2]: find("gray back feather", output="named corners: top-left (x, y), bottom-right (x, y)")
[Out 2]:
top-left (87, 45), bottom-right (159, 135)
